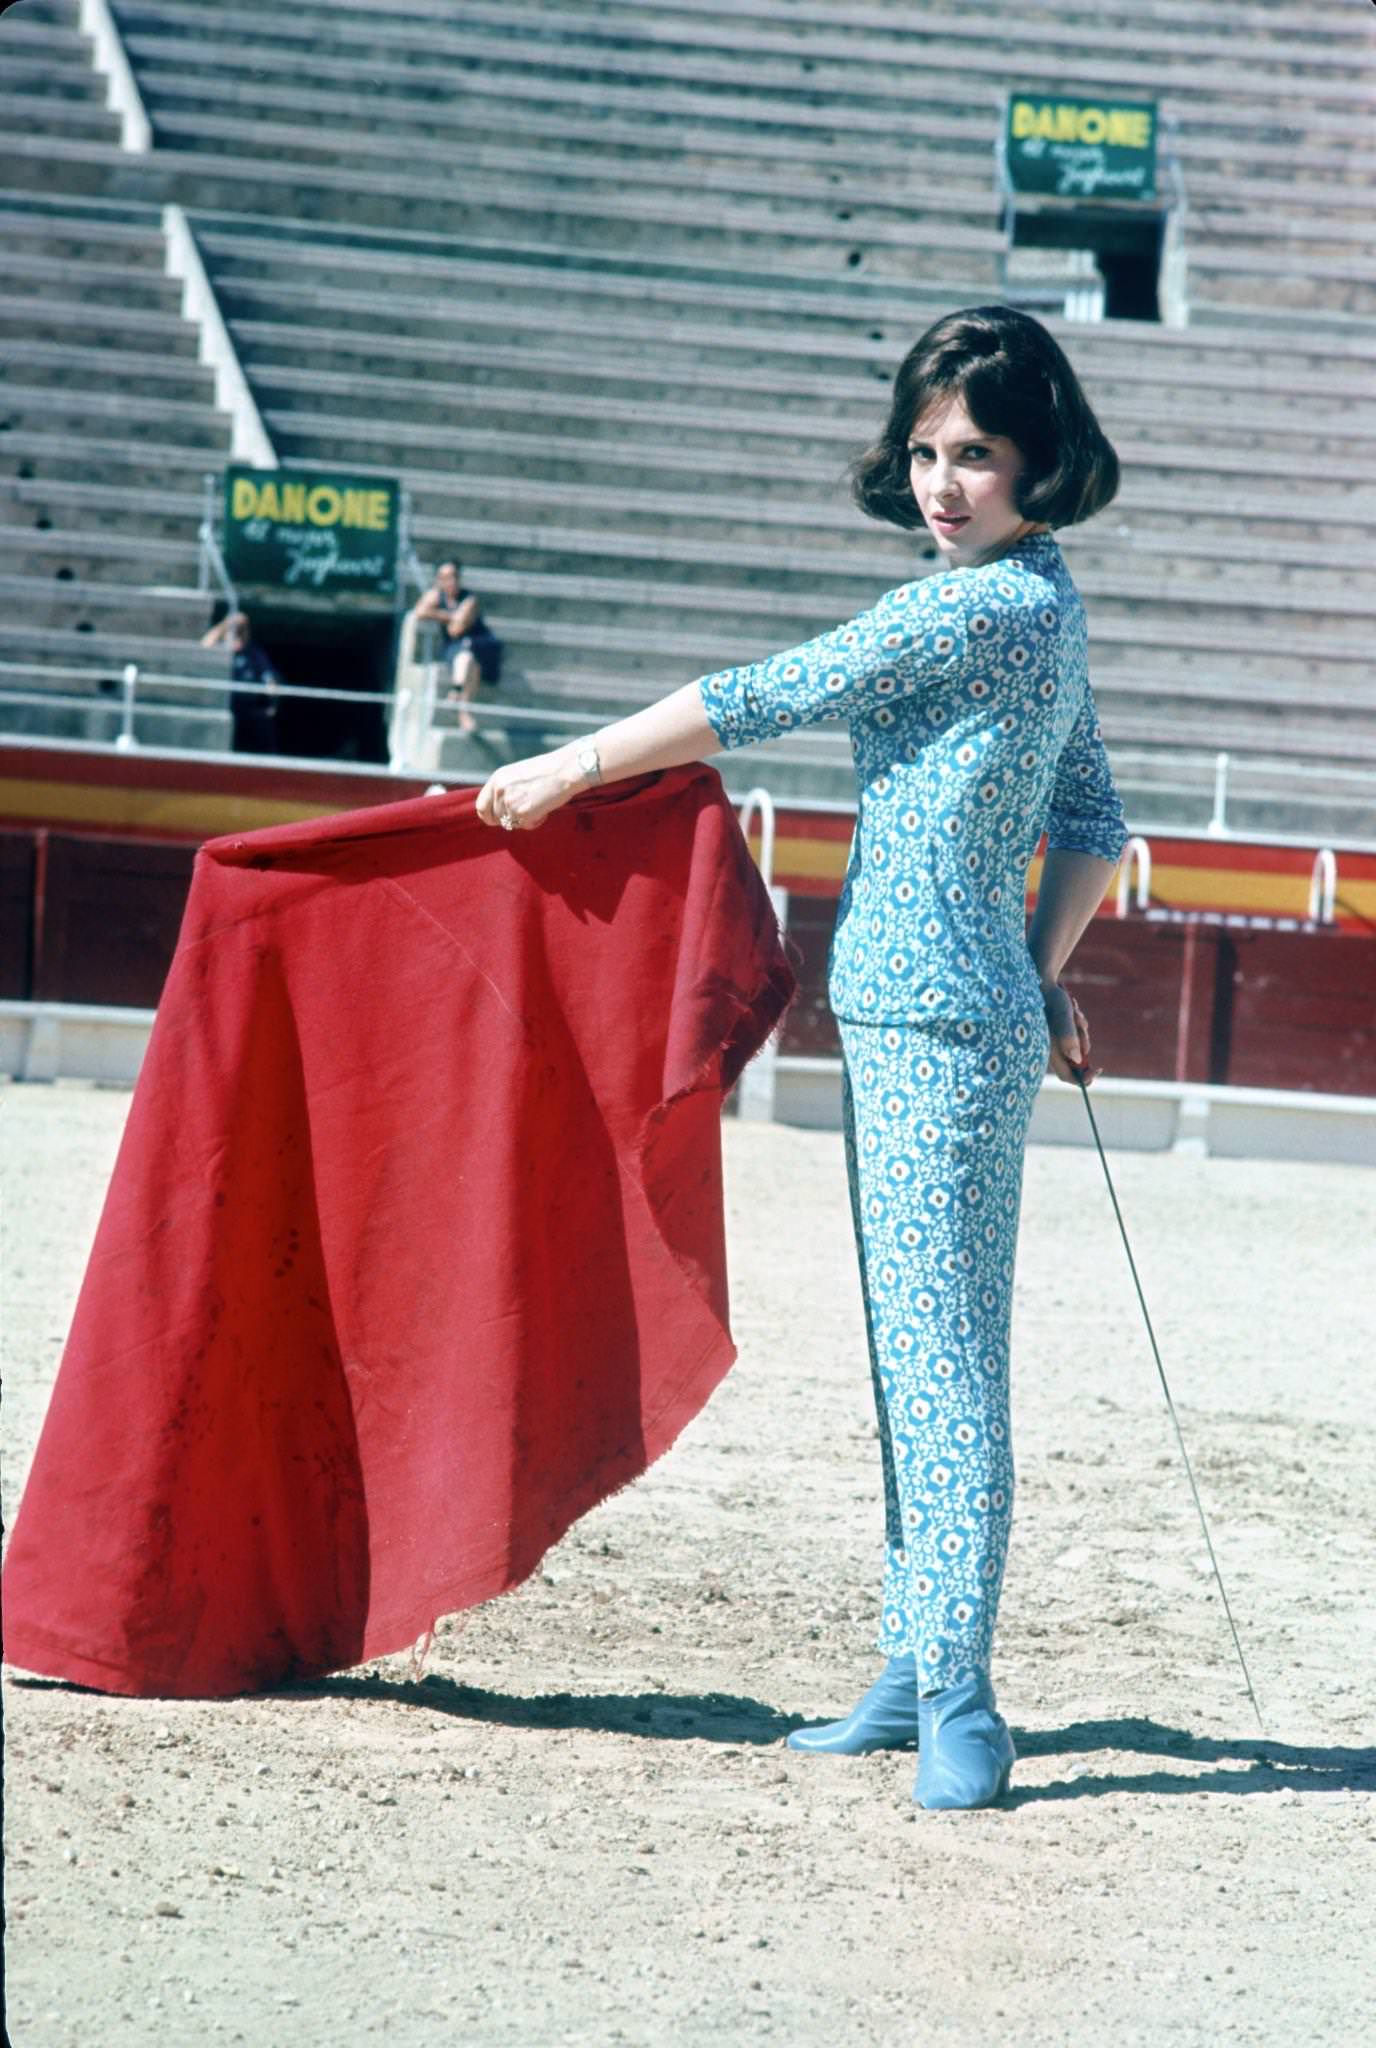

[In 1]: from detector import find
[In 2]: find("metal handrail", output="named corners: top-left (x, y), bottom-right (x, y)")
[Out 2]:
top-left (736, 787), bottom-right (777, 889)
top-left (1116, 836), bottom-right (1152, 917)
top-left (1307, 849), bottom-right (1337, 925)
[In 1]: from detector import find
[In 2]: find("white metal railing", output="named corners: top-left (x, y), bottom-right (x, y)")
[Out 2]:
top-left (736, 786), bottom-right (777, 892)
top-left (1116, 835), bottom-right (1152, 916)
top-left (1307, 849), bottom-right (1337, 925)
top-left (3, 676), bottom-right (1374, 849)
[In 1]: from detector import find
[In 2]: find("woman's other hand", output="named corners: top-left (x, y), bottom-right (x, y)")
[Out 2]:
top-left (1041, 980), bottom-right (1097, 1084)
top-left (476, 748), bottom-right (582, 834)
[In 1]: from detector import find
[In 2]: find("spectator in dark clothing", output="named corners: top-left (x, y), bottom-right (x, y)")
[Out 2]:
top-left (201, 611), bottom-right (283, 755)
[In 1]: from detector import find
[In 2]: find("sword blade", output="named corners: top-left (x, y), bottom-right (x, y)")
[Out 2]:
top-left (1072, 1067), bottom-right (1266, 1736)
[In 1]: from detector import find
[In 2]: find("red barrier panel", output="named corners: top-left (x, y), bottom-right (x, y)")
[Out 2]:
top-left (778, 902), bottom-right (1376, 1096)
top-left (35, 834), bottom-right (195, 1009)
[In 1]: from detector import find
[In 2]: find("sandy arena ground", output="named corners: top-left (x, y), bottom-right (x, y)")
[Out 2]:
top-left (3, 1078), bottom-right (1374, 2047)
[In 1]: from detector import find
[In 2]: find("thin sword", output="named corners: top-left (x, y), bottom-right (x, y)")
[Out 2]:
top-left (1070, 1064), bottom-right (1266, 1737)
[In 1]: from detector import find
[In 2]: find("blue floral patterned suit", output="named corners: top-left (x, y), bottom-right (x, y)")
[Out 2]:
top-left (697, 532), bottom-right (1128, 1692)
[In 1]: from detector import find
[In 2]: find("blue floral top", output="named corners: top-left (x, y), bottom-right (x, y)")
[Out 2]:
top-left (696, 532), bottom-right (1127, 1026)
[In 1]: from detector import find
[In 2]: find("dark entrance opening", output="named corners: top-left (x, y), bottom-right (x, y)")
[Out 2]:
top-left (252, 612), bottom-right (394, 764)
top-left (205, 601), bottom-right (396, 764)
top-left (1010, 207), bottom-right (1165, 322)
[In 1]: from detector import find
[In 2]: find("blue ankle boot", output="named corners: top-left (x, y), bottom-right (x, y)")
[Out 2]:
top-left (786, 1653), bottom-right (919, 1755)
top-left (914, 1672), bottom-right (1015, 1809)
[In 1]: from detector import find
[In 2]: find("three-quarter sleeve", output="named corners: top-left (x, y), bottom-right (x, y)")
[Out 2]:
top-left (1044, 683), bottom-right (1128, 863)
top-left (696, 570), bottom-right (1038, 750)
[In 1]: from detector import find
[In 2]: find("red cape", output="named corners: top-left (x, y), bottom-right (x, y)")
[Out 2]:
top-left (2, 766), bottom-right (793, 1697)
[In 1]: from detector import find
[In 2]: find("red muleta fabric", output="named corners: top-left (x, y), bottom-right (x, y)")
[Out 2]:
top-left (2, 766), bottom-right (794, 1698)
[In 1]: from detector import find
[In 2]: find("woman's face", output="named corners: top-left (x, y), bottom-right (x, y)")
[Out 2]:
top-left (438, 562), bottom-right (460, 594)
top-left (907, 395), bottom-right (1038, 567)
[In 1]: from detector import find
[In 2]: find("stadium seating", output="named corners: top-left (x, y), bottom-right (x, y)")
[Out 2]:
top-left (2, 0), bottom-right (1374, 830)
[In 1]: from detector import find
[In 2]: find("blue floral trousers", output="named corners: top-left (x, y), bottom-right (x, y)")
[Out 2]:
top-left (838, 1007), bottom-right (1049, 1695)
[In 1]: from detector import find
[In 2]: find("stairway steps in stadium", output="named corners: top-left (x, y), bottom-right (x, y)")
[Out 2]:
top-left (127, 125), bottom-right (1009, 280)
top-left (191, 219), bottom-right (1376, 373)
top-left (128, 67), bottom-right (1376, 202)
top-left (115, 0), bottom-right (1375, 119)
top-left (229, 320), bottom-right (1376, 435)
top-left (0, 341), bottom-right (216, 407)
top-left (4, 252), bottom-right (184, 318)
top-left (260, 403), bottom-right (1376, 508)
top-left (140, 108), bottom-right (1008, 235)
top-left (0, 91), bottom-right (120, 145)
top-left (396, 516), bottom-right (1376, 608)
top-left (0, 295), bottom-right (203, 361)
top-left (347, 558), bottom-right (1376, 664)
top-left (243, 359), bottom-right (1376, 470)
top-left (436, 0), bottom-right (1371, 66)
top-left (0, 207), bottom-right (174, 270)
top-left (0, 387), bottom-right (231, 455)
top-left (113, 20), bottom-right (1376, 162)
top-left (1, 627), bottom-right (227, 684)
top-left (0, 14), bottom-right (88, 61)
top-left (0, 527), bottom-right (203, 586)
top-left (472, 655), bottom-right (1376, 736)
top-left (8, 473), bottom-right (1372, 590)
top-left (0, 575), bottom-right (213, 640)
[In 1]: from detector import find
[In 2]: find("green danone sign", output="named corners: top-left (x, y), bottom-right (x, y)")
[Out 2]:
top-left (223, 466), bottom-right (400, 599)
top-left (1005, 93), bottom-right (1158, 201)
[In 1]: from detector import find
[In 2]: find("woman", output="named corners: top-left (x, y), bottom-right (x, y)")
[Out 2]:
top-left (476, 306), bottom-right (1128, 1811)
top-left (415, 558), bottom-right (501, 736)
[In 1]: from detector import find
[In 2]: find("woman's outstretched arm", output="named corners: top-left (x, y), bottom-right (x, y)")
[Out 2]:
top-left (476, 682), bottom-right (721, 831)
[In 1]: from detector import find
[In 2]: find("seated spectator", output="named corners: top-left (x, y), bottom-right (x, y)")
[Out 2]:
top-left (415, 559), bottom-right (503, 737)
top-left (200, 611), bottom-right (283, 756)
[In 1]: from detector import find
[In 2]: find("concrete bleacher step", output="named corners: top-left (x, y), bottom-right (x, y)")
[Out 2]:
top-left (193, 213), bottom-right (1376, 380)
top-left (113, 17), bottom-right (1376, 182)
top-left (0, 386), bottom-right (230, 454)
top-left (0, 205), bottom-right (172, 269)
top-left (140, 106), bottom-right (1006, 231)
top-left (225, 320), bottom-right (1376, 466)
top-left (0, 525), bottom-right (202, 586)
top-left (243, 358), bottom-right (1376, 472)
top-left (2, 621), bottom-right (229, 680)
top-left (129, 62), bottom-right (1376, 207)
top-left (0, 573), bottom-right (211, 640)
top-left (0, 294), bottom-right (203, 360)
top-left (405, 512), bottom-right (1374, 611)
top-left (5, 252), bottom-right (185, 317)
top-left (2, 475), bottom-right (219, 546)
top-left (0, 92), bottom-right (120, 145)
top-left (118, 0), bottom-right (1375, 121)
top-left (1, 340), bottom-right (216, 407)
top-left (262, 403), bottom-right (1376, 519)
top-left (413, 599), bottom-right (1371, 700)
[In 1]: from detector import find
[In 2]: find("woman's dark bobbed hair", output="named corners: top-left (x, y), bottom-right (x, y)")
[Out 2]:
top-left (852, 304), bottom-right (1119, 532)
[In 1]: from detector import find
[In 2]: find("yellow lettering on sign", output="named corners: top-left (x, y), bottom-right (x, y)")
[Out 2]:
top-left (1114, 109), bottom-right (1151, 148)
top-left (1011, 98), bottom-right (1151, 150)
top-left (231, 477), bottom-right (258, 519)
top-left (281, 482), bottom-right (307, 522)
top-left (256, 481), bottom-right (281, 521)
top-left (364, 490), bottom-right (390, 532)
top-left (306, 485), bottom-right (342, 526)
